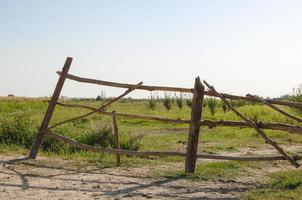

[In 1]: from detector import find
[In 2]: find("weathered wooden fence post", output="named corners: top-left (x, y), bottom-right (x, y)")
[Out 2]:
top-left (112, 111), bottom-right (121, 166)
top-left (28, 57), bottom-right (73, 159)
top-left (185, 77), bottom-right (205, 173)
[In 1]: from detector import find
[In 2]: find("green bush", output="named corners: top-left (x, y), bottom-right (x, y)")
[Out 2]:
top-left (80, 124), bottom-right (114, 147)
top-left (120, 134), bottom-right (143, 151)
top-left (0, 111), bottom-right (35, 148)
top-left (0, 112), bottom-right (142, 154)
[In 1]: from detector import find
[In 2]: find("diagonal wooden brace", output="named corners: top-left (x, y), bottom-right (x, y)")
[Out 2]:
top-left (29, 57), bottom-right (73, 159)
top-left (203, 80), bottom-right (300, 168)
top-left (246, 94), bottom-right (302, 124)
top-left (46, 81), bottom-right (143, 131)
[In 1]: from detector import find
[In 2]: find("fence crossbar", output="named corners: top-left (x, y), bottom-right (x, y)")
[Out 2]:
top-left (57, 71), bottom-right (302, 109)
top-left (47, 130), bottom-right (301, 161)
top-left (247, 94), bottom-right (302, 124)
top-left (55, 102), bottom-right (302, 133)
top-left (46, 82), bottom-right (143, 131)
top-left (204, 80), bottom-right (300, 168)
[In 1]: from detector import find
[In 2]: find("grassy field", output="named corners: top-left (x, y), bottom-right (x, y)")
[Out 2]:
top-left (0, 96), bottom-right (302, 199)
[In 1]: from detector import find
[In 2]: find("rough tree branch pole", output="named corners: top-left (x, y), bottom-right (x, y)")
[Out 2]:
top-left (203, 80), bottom-right (300, 168)
top-left (28, 57), bottom-right (73, 159)
top-left (185, 77), bottom-right (205, 173)
top-left (57, 71), bottom-right (302, 109)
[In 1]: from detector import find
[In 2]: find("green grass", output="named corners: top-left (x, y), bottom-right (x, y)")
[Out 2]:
top-left (1, 97), bottom-right (302, 198)
top-left (244, 169), bottom-right (302, 200)
top-left (1, 98), bottom-right (301, 156)
top-left (153, 161), bottom-right (257, 181)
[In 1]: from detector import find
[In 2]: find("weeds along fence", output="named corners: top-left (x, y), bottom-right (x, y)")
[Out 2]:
top-left (28, 57), bottom-right (302, 173)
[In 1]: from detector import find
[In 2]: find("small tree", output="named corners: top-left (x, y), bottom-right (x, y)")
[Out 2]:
top-left (147, 92), bottom-right (156, 110)
top-left (96, 90), bottom-right (106, 101)
top-left (175, 93), bottom-right (184, 110)
top-left (222, 103), bottom-right (227, 113)
top-left (203, 100), bottom-right (207, 108)
top-left (291, 84), bottom-right (302, 113)
top-left (96, 95), bottom-right (102, 101)
top-left (163, 93), bottom-right (172, 111)
top-left (186, 99), bottom-right (192, 108)
top-left (292, 84), bottom-right (302, 102)
top-left (207, 98), bottom-right (217, 116)
top-left (185, 94), bottom-right (192, 108)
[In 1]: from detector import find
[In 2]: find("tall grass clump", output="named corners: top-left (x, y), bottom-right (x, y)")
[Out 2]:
top-left (81, 123), bottom-right (114, 147)
top-left (120, 134), bottom-right (143, 151)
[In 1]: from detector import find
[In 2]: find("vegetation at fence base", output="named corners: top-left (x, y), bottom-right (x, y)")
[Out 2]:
top-left (0, 111), bottom-right (35, 149)
top-left (0, 110), bottom-right (142, 155)
top-left (244, 168), bottom-right (302, 200)
top-left (1, 97), bottom-right (301, 155)
top-left (0, 96), bottom-right (302, 198)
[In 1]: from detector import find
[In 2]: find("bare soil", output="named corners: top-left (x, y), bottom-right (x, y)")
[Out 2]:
top-left (1, 145), bottom-right (301, 200)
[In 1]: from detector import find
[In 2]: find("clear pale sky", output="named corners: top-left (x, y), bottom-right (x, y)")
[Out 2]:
top-left (0, 0), bottom-right (301, 98)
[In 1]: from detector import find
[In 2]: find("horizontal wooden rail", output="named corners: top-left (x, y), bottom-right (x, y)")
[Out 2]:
top-left (47, 130), bottom-right (301, 161)
top-left (57, 71), bottom-right (302, 109)
top-left (55, 102), bottom-right (302, 133)
top-left (47, 82), bottom-right (143, 131)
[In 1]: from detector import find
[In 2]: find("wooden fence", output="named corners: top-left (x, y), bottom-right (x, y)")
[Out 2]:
top-left (28, 57), bottom-right (302, 173)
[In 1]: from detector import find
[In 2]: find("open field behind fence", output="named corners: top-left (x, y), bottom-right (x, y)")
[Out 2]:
top-left (18, 57), bottom-right (302, 173)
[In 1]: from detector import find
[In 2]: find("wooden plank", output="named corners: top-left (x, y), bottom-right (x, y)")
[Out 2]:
top-left (47, 130), bottom-right (302, 161)
top-left (112, 111), bottom-right (121, 166)
top-left (57, 71), bottom-right (302, 109)
top-left (28, 57), bottom-right (73, 159)
top-left (185, 77), bottom-right (205, 173)
top-left (204, 80), bottom-right (300, 168)
top-left (55, 102), bottom-right (302, 133)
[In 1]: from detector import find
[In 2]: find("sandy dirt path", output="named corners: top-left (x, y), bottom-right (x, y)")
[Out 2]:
top-left (0, 154), bottom-right (259, 200)
top-left (1, 145), bottom-right (302, 200)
